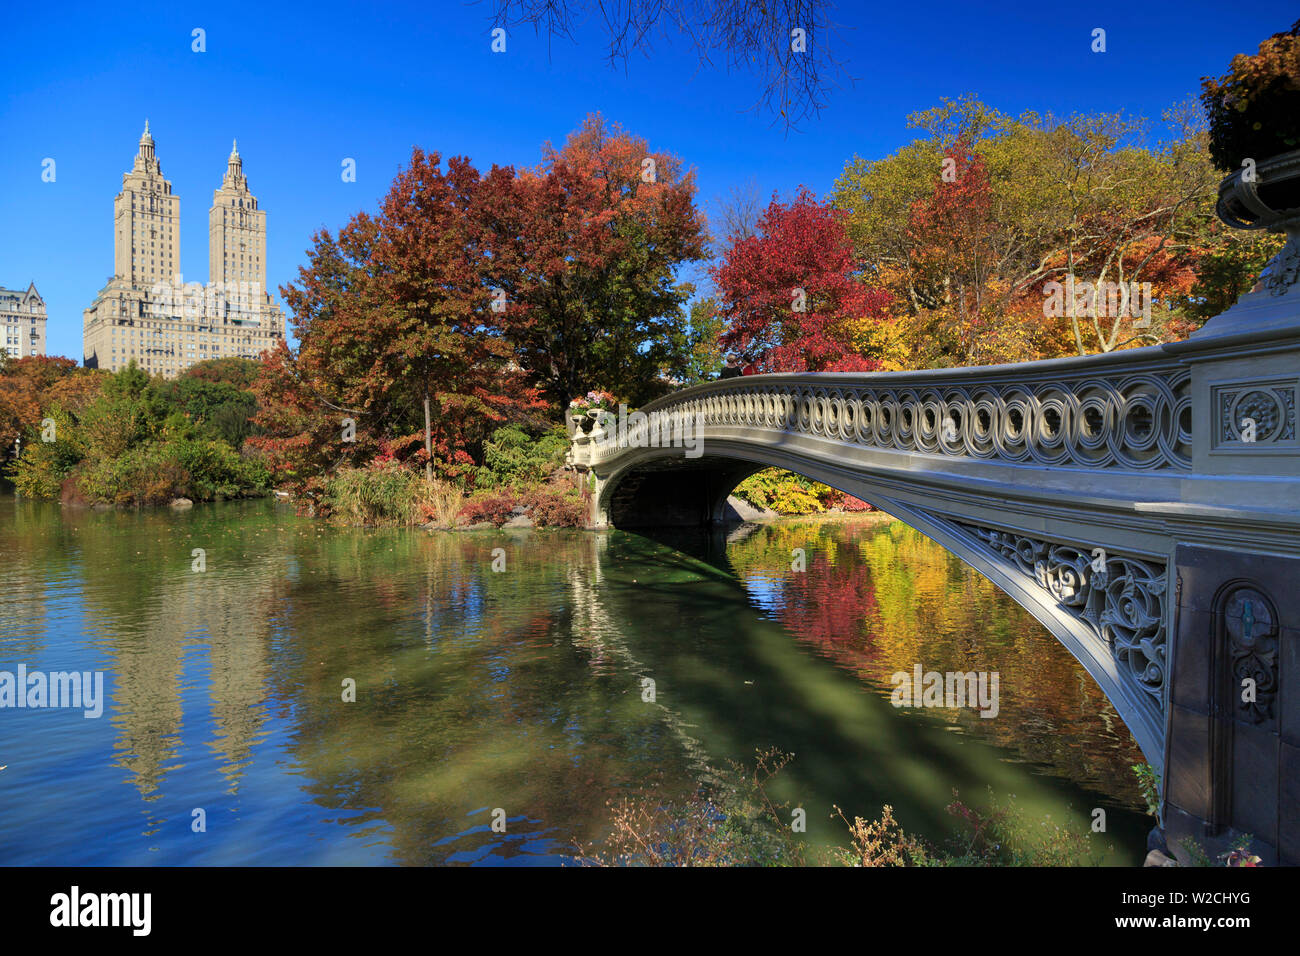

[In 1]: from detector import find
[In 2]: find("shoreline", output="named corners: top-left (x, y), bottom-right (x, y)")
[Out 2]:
top-left (4, 487), bottom-right (897, 532)
top-left (426, 504), bottom-right (897, 533)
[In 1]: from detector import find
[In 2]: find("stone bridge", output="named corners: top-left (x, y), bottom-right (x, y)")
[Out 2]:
top-left (569, 228), bottom-right (1300, 865)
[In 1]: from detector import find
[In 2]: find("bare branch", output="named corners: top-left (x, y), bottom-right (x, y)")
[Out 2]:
top-left (482, 0), bottom-right (853, 132)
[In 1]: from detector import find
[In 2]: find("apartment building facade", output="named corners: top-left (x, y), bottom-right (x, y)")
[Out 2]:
top-left (1, 282), bottom-right (47, 360)
top-left (83, 122), bottom-right (285, 377)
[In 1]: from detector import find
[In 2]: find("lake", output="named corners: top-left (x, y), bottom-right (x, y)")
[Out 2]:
top-left (0, 495), bottom-right (1149, 865)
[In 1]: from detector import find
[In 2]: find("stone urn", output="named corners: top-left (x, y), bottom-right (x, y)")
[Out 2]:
top-left (1196, 148), bottom-right (1300, 337)
top-left (586, 407), bottom-right (611, 441)
top-left (565, 410), bottom-right (586, 439)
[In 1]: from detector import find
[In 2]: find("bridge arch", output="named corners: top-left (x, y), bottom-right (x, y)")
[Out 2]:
top-left (595, 441), bottom-right (1170, 775)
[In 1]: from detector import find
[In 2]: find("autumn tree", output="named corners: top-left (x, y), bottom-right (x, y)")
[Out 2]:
top-left (0, 356), bottom-right (102, 459)
top-left (832, 96), bottom-right (1278, 365)
top-left (712, 187), bottom-right (890, 374)
top-left (251, 149), bottom-right (545, 493)
top-left (482, 114), bottom-right (708, 407)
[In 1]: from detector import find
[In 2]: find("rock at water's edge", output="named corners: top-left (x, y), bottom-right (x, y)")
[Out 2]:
top-left (723, 495), bottom-right (777, 522)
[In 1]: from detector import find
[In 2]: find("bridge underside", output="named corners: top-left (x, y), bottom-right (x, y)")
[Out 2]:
top-left (603, 455), bottom-right (762, 527)
top-left (597, 443), bottom-right (1171, 770)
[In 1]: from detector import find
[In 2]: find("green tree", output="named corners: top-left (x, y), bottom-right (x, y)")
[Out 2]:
top-left (158, 363), bottom-right (260, 448)
top-left (668, 297), bottom-right (726, 385)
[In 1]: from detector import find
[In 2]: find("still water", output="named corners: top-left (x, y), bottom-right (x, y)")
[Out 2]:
top-left (0, 496), bottom-right (1149, 865)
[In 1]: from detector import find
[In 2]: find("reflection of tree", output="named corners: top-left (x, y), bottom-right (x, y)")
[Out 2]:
top-left (266, 529), bottom-right (704, 865)
top-left (9, 495), bottom-right (1148, 863)
top-left (726, 519), bottom-right (1146, 799)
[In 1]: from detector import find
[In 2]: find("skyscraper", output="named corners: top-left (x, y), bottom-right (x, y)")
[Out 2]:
top-left (209, 140), bottom-right (266, 293)
top-left (83, 123), bottom-right (286, 377)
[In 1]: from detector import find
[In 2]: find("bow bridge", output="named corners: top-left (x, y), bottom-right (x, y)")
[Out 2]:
top-left (570, 246), bottom-right (1300, 865)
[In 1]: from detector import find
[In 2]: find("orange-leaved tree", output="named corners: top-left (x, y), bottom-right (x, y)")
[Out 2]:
top-left (250, 149), bottom-right (545, 494)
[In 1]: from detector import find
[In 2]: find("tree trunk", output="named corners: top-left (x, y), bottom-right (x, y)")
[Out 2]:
top-left (424, 393), bottom-right (432, 484)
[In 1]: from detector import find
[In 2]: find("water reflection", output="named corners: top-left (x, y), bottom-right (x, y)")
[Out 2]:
top-left (718, 519), bottom-right (1148, 796)
top-left (0, 497), bottom-right (1148, 865)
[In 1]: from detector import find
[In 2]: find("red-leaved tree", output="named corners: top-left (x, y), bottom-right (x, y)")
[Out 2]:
top-left (480, 114), bottom-right (708, 406)
top-left (250, 150), bottom-right (546, 493)
top-left (713, 187), bottom-right (891, 373)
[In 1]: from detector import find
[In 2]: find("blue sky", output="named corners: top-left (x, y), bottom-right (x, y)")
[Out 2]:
top-left (2, 0), bottom-right (1294, 360)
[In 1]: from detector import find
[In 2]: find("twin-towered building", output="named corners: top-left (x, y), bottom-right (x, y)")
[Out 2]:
top-left (83, 122), bottom-right (286, 377)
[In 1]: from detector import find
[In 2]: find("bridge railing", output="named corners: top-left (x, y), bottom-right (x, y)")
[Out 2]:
top-left (575, 344), bottom-right (1193, 472)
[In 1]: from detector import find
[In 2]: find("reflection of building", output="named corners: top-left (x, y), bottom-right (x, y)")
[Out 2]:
top-left (1, 282), bottom-right (46, 359)
top-left (82, 546), bottom-right (283, 801)
top-left (82, 122), bottom-right (285, 377)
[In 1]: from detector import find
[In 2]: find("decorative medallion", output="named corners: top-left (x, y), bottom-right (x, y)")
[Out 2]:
top-left (1223, 587), bottom-right (1278, 724)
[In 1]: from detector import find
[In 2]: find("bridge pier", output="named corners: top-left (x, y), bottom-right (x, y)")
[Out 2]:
top-left (1163, 546), bottom-right (1300, 866)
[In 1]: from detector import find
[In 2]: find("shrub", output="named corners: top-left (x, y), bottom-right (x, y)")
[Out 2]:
top-left (833, 804), bottom-right (931, 866)
top-left (478, 424), bottom-right (569, 488)
top-left (76, 443), bottom-right (193, 506)
top-left (928, 791), bottom-right (1107, 866)
top-left (732, 468), bottom-right (871, 516)
top-left (72, 438), bottom-right (267, 506)
top-left (577, 749), bottom-right (808, 867)
top-left (460, 490), bottom-right (520, 526)
top-left (769, 480), bottom-right (825, 515)
top-left (733, 468), bottom-right (826, 515)
top-left (524, 486), bottom-right (586, 527)
top-left (581, 749), bottom-right (1112, 867)
top-left (8, 409), bottom-right (82, 499)
top-left (172, 437), bottom-right (268, 500)
top-left (6, 361), bottom-right (266, 507)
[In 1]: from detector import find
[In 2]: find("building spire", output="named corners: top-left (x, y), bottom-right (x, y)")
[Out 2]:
top-left (222, 136), bottom-right (246, 191)
top-left (135, 119), bottom-right (158, 170)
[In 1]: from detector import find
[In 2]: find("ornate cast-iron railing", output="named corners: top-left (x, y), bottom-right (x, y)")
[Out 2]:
top-left (581, 357), bottom-right (1193, 471)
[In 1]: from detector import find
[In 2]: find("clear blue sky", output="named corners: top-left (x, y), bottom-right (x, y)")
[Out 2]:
top-left (2, 0), bottom-right (1294, 361)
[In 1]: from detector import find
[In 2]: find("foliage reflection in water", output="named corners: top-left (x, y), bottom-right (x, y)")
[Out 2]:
top-left (0, 497), bottom-right (1148, 865)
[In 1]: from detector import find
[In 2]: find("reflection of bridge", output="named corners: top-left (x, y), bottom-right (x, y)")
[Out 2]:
top-left (571, 254), bottom-right (1300, 865)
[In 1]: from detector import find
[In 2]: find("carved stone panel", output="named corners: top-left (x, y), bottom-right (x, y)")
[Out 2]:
top-left (1212, 378), bottom-right (1298, 449)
